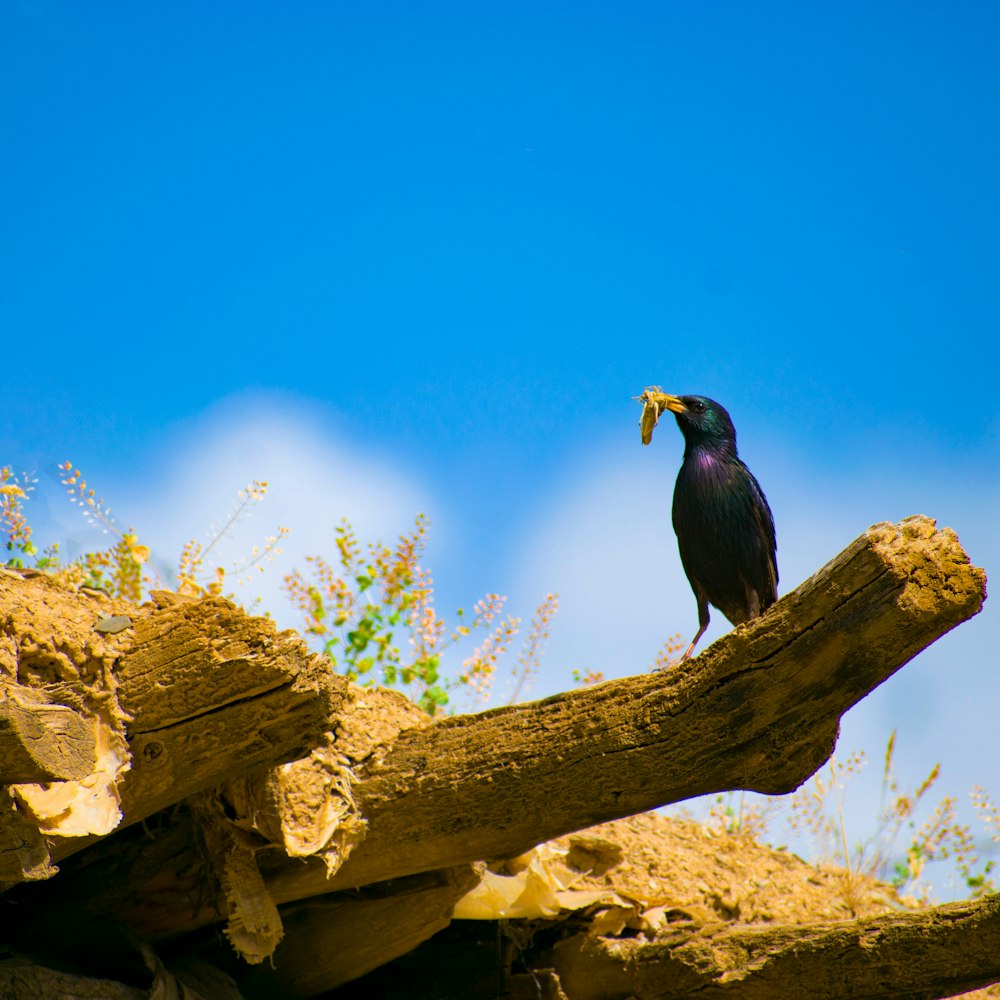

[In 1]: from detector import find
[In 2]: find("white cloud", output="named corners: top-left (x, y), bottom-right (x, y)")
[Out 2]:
top-left (109, 395), bottom-right (440, 631)
top-left (507, 441), bottom-right (706, 687)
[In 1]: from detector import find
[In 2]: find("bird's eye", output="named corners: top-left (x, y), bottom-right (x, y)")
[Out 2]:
top-left (692, 400), bottom-right (706, 413)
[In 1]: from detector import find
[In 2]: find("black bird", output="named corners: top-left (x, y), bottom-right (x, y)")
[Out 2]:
top-left (641, 392), bottom-right (777, 659)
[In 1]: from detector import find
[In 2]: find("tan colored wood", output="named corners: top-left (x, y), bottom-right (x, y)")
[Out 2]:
top-left (28, 515), bottom-right (985, 957)
top-left (550, 892), bottom-right (1000, 1000)
top-left (263, 516), bottom-right (985, 903)
top-left (109, 594), bottom-right (346, 828)
top-left (242, 866), bottom-right (481, 996)
top-left (0, 570), bottom-right (343, 884)
top-left (0, 692), bottom-right (96, 783)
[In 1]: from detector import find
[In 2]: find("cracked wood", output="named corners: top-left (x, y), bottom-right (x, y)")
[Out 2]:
top-left (0, 571), bottom-right (343, 882)
top-left (0, 694), bottom-right (96, 784)
top-left (550, 892), bottom-right (1000, 1000)
top-left (262, 516), bottom-right (986, 902)
top-left (7, 516), bottom-right (986, 954)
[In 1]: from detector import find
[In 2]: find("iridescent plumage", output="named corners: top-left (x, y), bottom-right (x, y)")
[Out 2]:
top-left (645, 393), bottom-right (777, 659)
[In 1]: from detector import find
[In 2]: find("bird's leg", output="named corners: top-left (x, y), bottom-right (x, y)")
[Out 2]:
top-left (682, 598), bottom-right (711, 660)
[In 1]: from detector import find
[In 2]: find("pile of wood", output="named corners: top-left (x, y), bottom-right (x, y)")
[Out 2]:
top-left (0, 516), bottom-right (995, 998)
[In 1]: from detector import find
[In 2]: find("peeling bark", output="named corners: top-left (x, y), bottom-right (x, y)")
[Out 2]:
top-left (241, 865), bottom-right (481, 996)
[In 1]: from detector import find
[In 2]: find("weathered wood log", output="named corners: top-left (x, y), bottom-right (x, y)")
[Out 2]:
top-left (0, 692), bottom-right (96, 783)
top-left (107, 592), bottom-right (345, 830)
top-left (0, 943), bottom-right (244, 1000)
top-left (20, 515), bottom-right (985, 952)
top-left (0, 571), bottom-right (343, 884)
top-left (261, 515), bottom-right (985, 904)
top-left (549, 892), bottom-right (1000, 1000)
top-left (0, 794), bottom-right (55, 883)
top-left (239, 865), bottom-right (481, 997)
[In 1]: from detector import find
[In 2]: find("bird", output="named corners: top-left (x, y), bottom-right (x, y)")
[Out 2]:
top-left (639, 390), bottom-right (777, 659)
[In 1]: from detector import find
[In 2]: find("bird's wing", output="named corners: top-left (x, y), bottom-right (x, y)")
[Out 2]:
top-left (745, 466), bottom-right (778, 606)
top-left (673, 457), bottom-right (773, 622)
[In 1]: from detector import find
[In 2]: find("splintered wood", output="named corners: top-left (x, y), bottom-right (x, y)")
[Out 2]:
top-left (0, 569), bottom-right (341, 886)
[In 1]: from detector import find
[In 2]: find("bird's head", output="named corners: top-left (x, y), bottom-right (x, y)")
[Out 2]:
top-left (659, 394), bottom-right (737, 452)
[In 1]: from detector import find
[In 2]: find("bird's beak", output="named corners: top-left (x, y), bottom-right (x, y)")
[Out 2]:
top-left (637, 389), bottom-right (687, 445)
top-left (658, 394), bottom-right (687, 415)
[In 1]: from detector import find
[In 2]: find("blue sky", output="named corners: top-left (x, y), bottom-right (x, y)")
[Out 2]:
top-left (3, 2), bottom-right (998, 884)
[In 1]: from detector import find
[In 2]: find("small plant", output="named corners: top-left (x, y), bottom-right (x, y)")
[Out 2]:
top-left (650, 633), bottom-right (687, 672)
top-left (781, 732), bottom-right (997, 905)
top-left (897, 786), bottom-right (998, 901)
top-left (176, 480), bottom-right (288, 599)
top-left (676, 731), bottom-right (999, 907)
top-left (567, 631), bottom-right (684, 691)
top-left (706, 790), bottom-right (781, 841)
top-left (4, 460), bottom-right (286, 609)
top-left (1, 467), bottom-right (38, 566)
top-left (284, 515), bottom-right (557, 716)
top-left (508, 592), bottom-right (559, 704)
top-left (55, 461), bottom-right (152, 600)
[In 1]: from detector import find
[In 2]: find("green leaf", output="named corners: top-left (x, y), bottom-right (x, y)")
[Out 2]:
top-left (356, 574), bottom-right (373, 591)
top-left (347, 631), bottom-right (369, 652)
top-left (419, 685), bottom-right (450, 714)
top-left (355, 657), bottom-right (375, 675)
